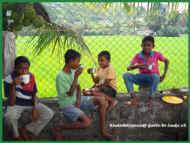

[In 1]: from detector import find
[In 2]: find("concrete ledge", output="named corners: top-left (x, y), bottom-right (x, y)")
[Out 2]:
top-left (3, 89), bottom-right (188, 141)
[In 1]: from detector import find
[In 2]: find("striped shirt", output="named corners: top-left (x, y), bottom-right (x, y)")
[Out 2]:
top-left (4, 72), bottom-right (37, 106)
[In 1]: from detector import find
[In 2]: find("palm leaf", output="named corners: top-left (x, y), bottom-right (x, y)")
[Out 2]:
top-left (25, 23), bottom-right (97, 65)
top-left (3, 3), bottom-right (96, 65)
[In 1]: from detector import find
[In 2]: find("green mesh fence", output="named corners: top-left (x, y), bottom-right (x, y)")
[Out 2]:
top-left (16, 35), bottom-right (188, 98)
top-left (10, 2), bottom-right (188, 97)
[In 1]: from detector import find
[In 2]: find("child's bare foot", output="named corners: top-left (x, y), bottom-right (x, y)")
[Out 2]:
top-left (51, 127), bottom-right (65, 140)
top-left (102, 131), bottom-right (114, 140)
top-left (107, 100), bottom-right (118, 111)
top-left (124, 96), bottom-right (139, 107)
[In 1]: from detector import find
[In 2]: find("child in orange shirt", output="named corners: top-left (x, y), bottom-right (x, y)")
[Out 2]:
top-left (84, 51), bottom-right (118, 110)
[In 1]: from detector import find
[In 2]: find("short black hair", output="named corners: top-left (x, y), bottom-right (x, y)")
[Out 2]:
top-left (14, 56), bottom-right (30, 67)
top-left (142, 36), bottom-right (155, 45)
top-left (64, 49), bottom-right (81, 64)
top-left (98, 50), bottom-right (111, 61)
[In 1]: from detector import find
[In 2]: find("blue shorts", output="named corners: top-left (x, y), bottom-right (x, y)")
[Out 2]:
top-left (61, 96), bottom-right (95, 122)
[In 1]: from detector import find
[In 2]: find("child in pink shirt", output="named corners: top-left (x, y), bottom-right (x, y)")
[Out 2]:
top-left (123, 36), bottom-right (169, 107)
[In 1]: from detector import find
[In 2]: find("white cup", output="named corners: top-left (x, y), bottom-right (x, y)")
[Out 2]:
top-left (148, 64), bottom-right (153, 70)
top-left (88, 68), bottom-right (95, 74)
top-left (148, 62), bottom-right (155, 70)
top-left (78, 64), bottom-right (84, 70)
top-left (20, 74), bottom-right (30, 84)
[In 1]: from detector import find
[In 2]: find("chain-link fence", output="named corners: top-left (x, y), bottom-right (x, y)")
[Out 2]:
top-left (15, 2), bottom-right (188, 98)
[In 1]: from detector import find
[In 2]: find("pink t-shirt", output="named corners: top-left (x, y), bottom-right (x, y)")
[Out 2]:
top-left (130, 51), bottom-right (166, 75)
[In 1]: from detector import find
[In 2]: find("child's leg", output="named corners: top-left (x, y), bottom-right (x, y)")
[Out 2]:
top-left (123, 73), bottom-right (135, 94)
top-left (149, 74), bottom-right (160, 96)
top-left (147, 74), bottom-right (160, 107)
top-left (92, 96), bottom-right (113, 140)
top-left (123, 73), bottom-right (151, 92)
top-left (92, 91), bottom-right (117, 111)
top-left (25, 103), bottom-right (54, 136)
top-left (123, 73), bottom-right (151, 106)
top-left (105, 95), bottom-right (118, 111)
top-left (4, 106), bottom-right (25, 139)
top-left (52, 106), bottom-right (92, 140)
top-left (123, 73), bottom-right (139, 105)
top-left (57, 113), bottom-right (92, 129)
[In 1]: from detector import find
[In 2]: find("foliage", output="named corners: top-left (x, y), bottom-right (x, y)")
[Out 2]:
top-left (145, 14), bottom-right (166, 33)
top-left (157, 26), bottom-right (180, 37)
top-left (3, 3), bottom-right (95, 62)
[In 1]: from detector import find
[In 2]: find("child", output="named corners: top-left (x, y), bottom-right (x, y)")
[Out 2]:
top-left (54, 49), bottom-right (113, 140)
top-left (123, 36), bottom-right (169, 107)
top-left (84, 51), bottom-right (118, 110)
top-left (4, 56), bottom-right (54, 140)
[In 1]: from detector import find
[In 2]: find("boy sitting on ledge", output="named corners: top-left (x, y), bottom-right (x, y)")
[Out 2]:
top-left (123, 36), bottom-right (169, 107)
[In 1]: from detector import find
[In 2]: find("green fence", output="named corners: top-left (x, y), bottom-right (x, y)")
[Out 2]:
top-left (10, 2), bottom-right (188, 97)
top-left (16, 35), bottom-right (188, 97)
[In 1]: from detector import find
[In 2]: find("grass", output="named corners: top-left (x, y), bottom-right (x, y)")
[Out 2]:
top-left (16, 35), bottom-right (188, 98)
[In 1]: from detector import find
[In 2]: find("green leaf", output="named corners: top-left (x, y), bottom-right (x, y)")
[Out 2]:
top-left (25, 23), bottom-right (97, 65)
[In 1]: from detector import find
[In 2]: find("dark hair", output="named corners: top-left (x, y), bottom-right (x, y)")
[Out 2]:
top-left (64, 49), bottom-right (81, 64)
top-left (142, 36), bottom-right (155, 45)
top-left (14, 56), bottom-right (30, 67)
top-left (98, 50), bottom-right (111, 61)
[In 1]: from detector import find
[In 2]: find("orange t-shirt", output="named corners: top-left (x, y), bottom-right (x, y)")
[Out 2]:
top-left (96, 64), bottom-right (117, 91)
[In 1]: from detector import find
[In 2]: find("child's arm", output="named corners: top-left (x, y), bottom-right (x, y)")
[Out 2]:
top-left (87, 68), bottom-right (99, 83)
top-left (9, 76), bottom-right (21, 106)
top-left (32, 77), bottom-right (40, 121)
top-left (127, 64), bottom-right (148, 71)
top-left (67, 68), bottom-right (82, 96)
top-left (31, 94), bottom-right (40, 121)
top-left (32, 94), bottom-right (36, 108)
top-left (127, 54), bottom-right (148, 71)
top-left (90, 73), bottom-right (99, 84)
top-left (67, 78), bottom-right (78, 96)
top-left (160, 58), bottom-right (169, 82)
top-left (75, 85), bottom-right (81, 108)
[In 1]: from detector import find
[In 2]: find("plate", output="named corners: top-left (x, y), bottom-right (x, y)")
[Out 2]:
top-left (162, 95), bottom-right (183, 104)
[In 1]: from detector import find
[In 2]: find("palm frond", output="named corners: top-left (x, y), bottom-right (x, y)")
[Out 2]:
top-left (25, 23), bottom-right (97, 65)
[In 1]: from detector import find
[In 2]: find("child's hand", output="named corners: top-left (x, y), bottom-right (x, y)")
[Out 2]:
top-left (32, 108), bottom-right (40, 122)
top-left (74, 68), bottom-right (83, 79)
top-left (160, 75), bottom-right (165, 82)
top-left (87, 68), bottom-right (94, 74)
top-left (13, 76), bottom-right (22, 85)
top-left (138, 64), bottom-right (148, 69)
top-left (75, 101), bottom-right (80, 108)
top-left (83, 88), bottom-right (92, 95)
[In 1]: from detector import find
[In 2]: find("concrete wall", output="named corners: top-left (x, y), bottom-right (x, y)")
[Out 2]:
top-left (3, 91), bottom-right (188, 141)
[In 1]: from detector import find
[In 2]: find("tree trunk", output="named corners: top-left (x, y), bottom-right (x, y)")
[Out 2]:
top-left (3, 31), bottom-right (16, 78)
